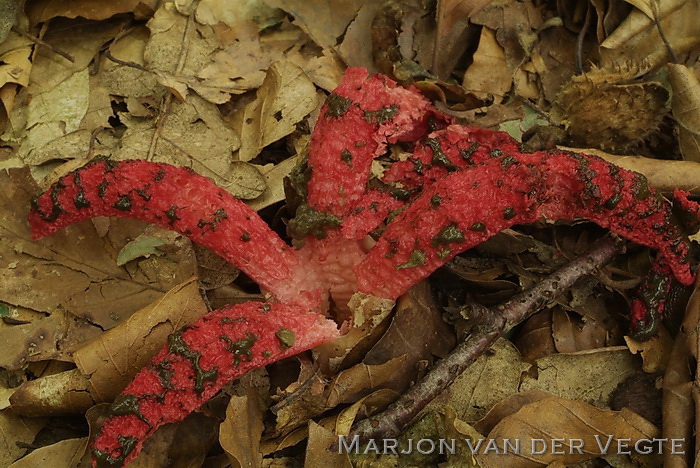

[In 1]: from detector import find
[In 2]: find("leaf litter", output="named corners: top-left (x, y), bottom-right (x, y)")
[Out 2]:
top-left (1, 0), bottom-right (700, 466)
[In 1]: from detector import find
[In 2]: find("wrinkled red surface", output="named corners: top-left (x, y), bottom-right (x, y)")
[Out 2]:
top-left (29, 160), bottom-right (307, 305)
top-left (307, 67), bottom-right (450, 220)
top-left (91, 302), bottom-right (338, 466)
top-left (27, 67), bottom-right (700, 467)
top-left (355, 146), bottom-right (695, 299)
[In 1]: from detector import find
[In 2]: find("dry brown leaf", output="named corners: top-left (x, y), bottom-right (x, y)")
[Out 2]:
top-left (513, 310), bottom-right (557, 361)
top-left (262, 389), bottom-right (397, 457)
top-left (601, 0), bottom-right (700, 69)
top-left (195, 0), bottom-right (284, 30)
top-left (477, 398), bottom-right (659, 467)
top-left (264, 0), bottom-right (365, 50)
top-left (551, 309), bottom-right (610, 353)
top-left (26, 0), bottom-right (157, 23)
top-left (473, 389), bottom-right (553, 435)
top-left (9, 368), bottom-right (95, 416)
top-left (520, 347), bottom-right (641, 407)
top-left (248, 155), bottom-right (302, 210)
top-left (305, 421), bottom-right (352, 468)
top-left (335, 2), bottom-right (384, 71)
top-left (314, 293), bottom-right (394, 374)
top-left (427, 338), bottom-right (527, 422)
top-left (0, 412), bottom-right (46, 467)
top-left (433, 0), bottom-right (493, 78)
top-left (73, 277), bottom-right (207, 401)
top-left (0, 169), bottom-right (196, 369)
top-left (8, 437), bottom-right (87, 468)
top-left (624, 327), bottom-right (673, 373)
top-left (0, 38), bottom-right (32, 88)
top-left (235, 61), bottom-right (319, 162)
top-left (462, 27), bottom-right (511, 100)
top-left (195, 22), bottom-right (289, 100)
top-left (669, 63), bottom-right (700, 162)
top-left (325, 355), bottom-right (408, 408)
top-left (361, 280), bottom-right (455, 392)
top-left (220, 387), bottom-right (265, 468)
top-left (129, 413), bottom-right (218, 467)
top-left (273, 356), bottom-right (404, 436)
top-left (9, 278), bottom-right (208, 416)
top-left (660, 276), bottom-right (700, 464)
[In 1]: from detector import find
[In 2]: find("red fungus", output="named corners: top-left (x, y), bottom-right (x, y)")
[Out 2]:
top-left (27, 67), bottom-right (699, 466)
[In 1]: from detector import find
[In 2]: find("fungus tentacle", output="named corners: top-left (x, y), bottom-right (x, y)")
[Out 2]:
top-left (356, 151), bottom-right (697, 300)
top-left (29, 159), bottom-right (307, 305)
top-left (91, 302), bottom-right (338, 467)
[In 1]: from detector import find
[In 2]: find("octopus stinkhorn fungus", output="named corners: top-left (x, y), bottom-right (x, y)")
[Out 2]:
top-left (29, 68), bottom-right (698, 467)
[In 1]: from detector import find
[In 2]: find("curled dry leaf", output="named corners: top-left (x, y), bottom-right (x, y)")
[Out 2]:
top-left (461, 27), bottom-right (511, 101)
top-left (7, 437), bottom-right (87, 468)
top-left (9, 278), bottom-right (208, 416)
top-left (668, 63), bottom-right (700, 162)
top-left (72, 278), bottom-right (208, 402)
top-left (26, 0), bottom-right (158, 23)
top-left (477, 397), bottom-right (660, 467)
top-left (235, 61), bottom-right (320, 162)
top-left (601, 0), bottom-right (700, 69)
top-left (661, 276), bottom-right (700, 465)
top-left (220, 387), bottom-right (265, 468)
top-left (264, 0), bottom-right (365, 50)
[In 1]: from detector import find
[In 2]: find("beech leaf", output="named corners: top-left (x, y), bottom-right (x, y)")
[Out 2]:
top-left (669, 63), bottom-right (700, 162)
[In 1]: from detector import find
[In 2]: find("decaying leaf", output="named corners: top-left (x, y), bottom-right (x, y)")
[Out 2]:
top-left (7, 437), bottom-right (87, 468)
top-left (520, 347), bottom-right (641, 407)
top-left (264, 0), bottom-right (365, 50)
top-left (601, 0), bottom-right (700, 70)
top-left (235, 61), bottom-right (319, 162)
top-left (477, 396), bottom-right (660, 467)
top-left (220, 387), bottom-right (265, 468)
top-left (461, 27), bottom-right (511, 100)
top-left (427, 339), bottom-right (527, 422)
top-left (26, 0), bottom-right (158, 23)
top-left (8, 278), bottom-right (208, 416)
top-left (669, 63), bottom-right (700, 162)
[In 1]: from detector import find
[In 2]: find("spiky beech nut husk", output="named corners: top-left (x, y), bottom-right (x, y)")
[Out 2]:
top-left (91, 302), bottom-right (338, 467)
top-left (550, 65), bottom-right (669, 153)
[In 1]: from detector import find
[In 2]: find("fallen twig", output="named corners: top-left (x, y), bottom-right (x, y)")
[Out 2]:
top-left (346, 234), bottom-right (625, 442)
top-left (12, 26), bottom-right (75, 63)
